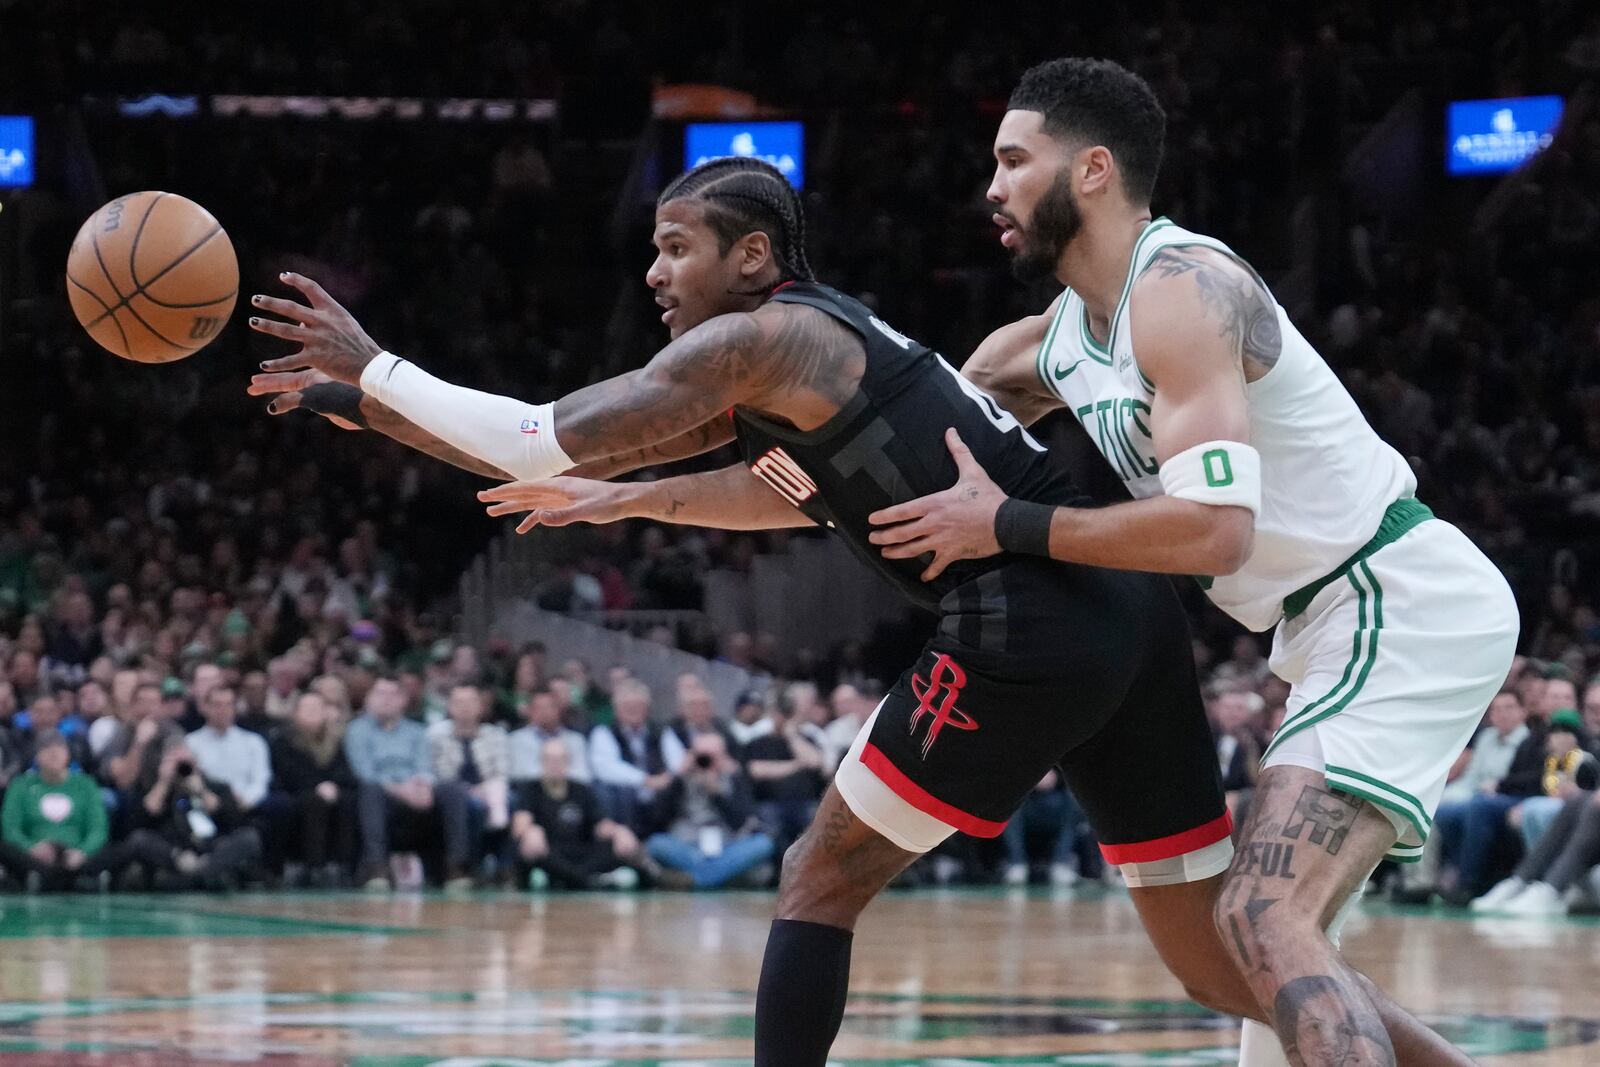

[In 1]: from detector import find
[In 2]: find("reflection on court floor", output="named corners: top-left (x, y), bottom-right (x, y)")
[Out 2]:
top-left (0, 890), bottom-right (1593, 1065)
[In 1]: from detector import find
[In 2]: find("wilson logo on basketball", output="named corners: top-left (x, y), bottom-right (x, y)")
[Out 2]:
top-left (908, 653), bottom-right (979, 758)
top-left (189, 316), bottom-right (222, 340)
top-left (750, 447), bottom-right (817, 505)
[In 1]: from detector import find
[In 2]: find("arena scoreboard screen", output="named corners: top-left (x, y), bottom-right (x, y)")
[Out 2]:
top-left (0, 115), bottom-right (34, 188)
top-left (685, 121), bottom-right (804, 189)
top-left (1447, 96), bottom-right (1562, 177)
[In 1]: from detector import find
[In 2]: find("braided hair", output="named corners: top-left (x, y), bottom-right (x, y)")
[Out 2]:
top-left (658, 157), bottom-right (815, 290)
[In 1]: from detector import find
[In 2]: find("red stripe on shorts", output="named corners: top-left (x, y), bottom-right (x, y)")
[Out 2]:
top-left (859, 742), bottom-right (1009, 838)
top-left (1098, 812), bottom-right (1234, 865)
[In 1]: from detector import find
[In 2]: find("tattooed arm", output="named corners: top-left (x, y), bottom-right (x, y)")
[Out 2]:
top-left (1010, 246), bottom-right (1269, 575)
top-left (250, 272), bottom-right (854, 483)
top-left (479, 464), bottom-right (816, 532)
top-left (562, 411), bottom-right (736, 480)
top-left (869, 250), bottom-right (1271, 579)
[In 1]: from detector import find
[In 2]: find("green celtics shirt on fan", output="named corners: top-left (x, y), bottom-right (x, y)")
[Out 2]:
top-left (1036, 217), bottom-right (1520, 863)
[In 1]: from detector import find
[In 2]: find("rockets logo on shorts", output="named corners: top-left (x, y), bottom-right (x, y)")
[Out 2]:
top-left (750, 447), bottom-right (818, 505)
top-left (908, 653), bottom-right (979, 758)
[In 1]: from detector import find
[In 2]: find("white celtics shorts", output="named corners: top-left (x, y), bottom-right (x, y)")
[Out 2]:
top-left (1261, 517), bottom-right (1519, 862)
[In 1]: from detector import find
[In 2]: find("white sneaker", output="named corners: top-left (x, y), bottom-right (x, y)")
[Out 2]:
top-left (1049, 863), bottom-right (1079, 887)
top-left (1002, 863), bottom-right (1028, 886)
top-left (1470, 877), bottom-right (1526, 911)
top-left (594, 867), bottom-right (640, 890)
top-left (1499, 881), bottom-right (1565, 916)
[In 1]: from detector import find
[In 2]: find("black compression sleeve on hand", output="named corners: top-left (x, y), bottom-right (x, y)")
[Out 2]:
top-left (994, 497), bottom-right (1056, 557)
top-left (297, 382), bottom-right (370, 429)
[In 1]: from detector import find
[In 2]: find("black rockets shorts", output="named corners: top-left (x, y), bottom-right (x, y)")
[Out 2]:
top-left (834, 562), bottom-right (1234, 887)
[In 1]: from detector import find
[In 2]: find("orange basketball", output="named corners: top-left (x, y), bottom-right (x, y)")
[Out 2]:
top-left (65, 191), bottom-right (239, 363)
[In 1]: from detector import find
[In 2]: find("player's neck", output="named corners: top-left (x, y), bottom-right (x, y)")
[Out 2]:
top-left (1056, 213), bottom-right (1153, 326)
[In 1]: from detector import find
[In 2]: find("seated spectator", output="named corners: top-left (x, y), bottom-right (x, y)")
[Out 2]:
top-left (87, 668), bottom-right (141, 758)
top-left (1002, 769), bottom-right (1084, 887)
top-left (824, 684), bottom-right (871, 756)
top-left (344, 677), bottom-right (472, 891)
top-left (98, 681), bottom-right (184, 805)
top-left (265, 691), bottom-right (357, 886)
top-left (509, 689), bottom-right (591, 784)
top-left (728, 690), bottom-right (773, 749)
top-left (1402, 689), bottom-right (1529, 902)
top-left (664, 673), bottom-right (741, 769)
top-left (645, 734), bottom-right (773, 889)
top-left (589, 679), bottom-right (673, 829)
top-left (512, 737), bottom-right (643, 889)
top-left (742, 697), bottom-right (825, 853)
top-left (1446, 704), bottom-right (1563, 903)
top-left (1510, 710), bottom-right (1598, 851)
top-left (429, 683), bottom-right (511, 864)
top-left (0, 731), bottom-right (135, 890)
top-left (133, 740), bottom-right (263, 890)
top-left (561, 658), bottom-right (613, 730)
top-left (14, 693), bottom-right (93, 772)
top-left (186, 686), bottom-right (271, 819)
top-left (1210, 688), bottom-right (1263, 824)
top-left (784, 681), bottom-right (841, 776)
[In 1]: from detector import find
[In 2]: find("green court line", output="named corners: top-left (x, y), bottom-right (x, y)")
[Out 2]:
top-left (0, 895), bottom-right (430, 939)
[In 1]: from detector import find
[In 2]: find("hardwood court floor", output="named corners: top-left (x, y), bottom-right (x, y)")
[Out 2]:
top-left (0, 886), bottom-right (1596, 1065)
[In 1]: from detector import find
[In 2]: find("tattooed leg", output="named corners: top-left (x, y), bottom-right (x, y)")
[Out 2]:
top-left (1216, 765), bottom-right (1474, 1067)
top-left (755, 785), bottom-right (918, 1067)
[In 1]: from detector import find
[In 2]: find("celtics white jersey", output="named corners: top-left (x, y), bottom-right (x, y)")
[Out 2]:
top-left (1036, 218), bottom-right (1416, 631)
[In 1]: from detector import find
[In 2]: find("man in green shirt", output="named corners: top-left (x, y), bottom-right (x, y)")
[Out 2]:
top-left (0, 731), bottom-right (147, 891)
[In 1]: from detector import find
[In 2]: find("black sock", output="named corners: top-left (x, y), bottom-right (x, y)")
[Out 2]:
top-left (754, 918), bottom-right (854, 1067)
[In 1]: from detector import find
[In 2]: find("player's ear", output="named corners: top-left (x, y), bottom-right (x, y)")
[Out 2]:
top-left (736, 230), bottom-right (774, 278)
top-left (1079, 145), bottom-right (1116, 197)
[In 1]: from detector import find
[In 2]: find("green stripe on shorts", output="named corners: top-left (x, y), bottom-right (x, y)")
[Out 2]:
top-left (1324, 766), bottom-right (1431, 849)
top-left (1263, 562), bottom-right (1384, 761)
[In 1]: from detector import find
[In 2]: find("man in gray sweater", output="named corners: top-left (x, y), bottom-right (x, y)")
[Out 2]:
top-left (344, 677), bottom-right (472, 890)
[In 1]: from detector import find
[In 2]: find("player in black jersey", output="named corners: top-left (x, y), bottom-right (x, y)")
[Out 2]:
top-left (246, 158), bottom-right (1262, 1066)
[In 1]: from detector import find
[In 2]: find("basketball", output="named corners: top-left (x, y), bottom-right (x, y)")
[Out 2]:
top-left (65, 191), bottom-right (239, 363)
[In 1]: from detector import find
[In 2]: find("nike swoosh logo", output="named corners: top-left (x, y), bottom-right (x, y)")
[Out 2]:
top-left (1053, 358), bottom-right (1089, 381)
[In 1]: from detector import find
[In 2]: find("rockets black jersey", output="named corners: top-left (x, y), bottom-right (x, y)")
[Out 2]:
top-left (732, 282), bottom-right (1091, 614)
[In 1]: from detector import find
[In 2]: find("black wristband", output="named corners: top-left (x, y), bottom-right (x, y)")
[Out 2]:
top-left (994, 497), bottom-right (1055, 557)
top-left (298, 382), bottom-right (370, 429)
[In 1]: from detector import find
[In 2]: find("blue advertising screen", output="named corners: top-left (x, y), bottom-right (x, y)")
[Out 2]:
top-left (684, 121), bottom-right (803, 189)
top-left (1447, 96), bottom-right (1562, 176)
top-left (0, 115), bottom-right (34, 188)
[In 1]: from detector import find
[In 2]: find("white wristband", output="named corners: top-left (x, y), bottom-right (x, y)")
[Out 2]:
top-left (360, 352), bottom-right (574, 482)
top-left (1158, 440), bottom-right (1261, 515)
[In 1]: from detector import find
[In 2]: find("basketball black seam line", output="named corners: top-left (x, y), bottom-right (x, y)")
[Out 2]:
top-left (128, 192), bottom-right (166, 296)
top-left (83, 220), bottom-right (222, 329)
top-left (141, 287), bottom-right (238, 310)
top-left (115, 293), bottom-right (199, 353)
top-left (67, 273), bottom-right (132, 356)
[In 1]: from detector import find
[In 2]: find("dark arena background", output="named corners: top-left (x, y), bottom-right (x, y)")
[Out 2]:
top-left (1, 2), bottom-right (1599, 1064)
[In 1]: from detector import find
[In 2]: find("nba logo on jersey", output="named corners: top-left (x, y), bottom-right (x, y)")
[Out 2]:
top-left (750, 447), bottom-right (818, 505)
top-left (519, 416), bottom-right (540, 435)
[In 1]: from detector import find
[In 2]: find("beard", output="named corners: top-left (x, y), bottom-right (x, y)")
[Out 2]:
top-left (1008, 170), bottom-right (1082, 284)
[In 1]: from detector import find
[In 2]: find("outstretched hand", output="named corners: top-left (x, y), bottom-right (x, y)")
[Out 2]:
top-left (867, 428), bottom-right (1007, 581)
top-left (478, 477), bottom-right (632, 533)
top-left (248, 272), bottom-right (383, 386)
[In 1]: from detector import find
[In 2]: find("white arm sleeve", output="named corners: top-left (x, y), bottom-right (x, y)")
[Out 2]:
top-left (360, 352), bottom-right (575, 481)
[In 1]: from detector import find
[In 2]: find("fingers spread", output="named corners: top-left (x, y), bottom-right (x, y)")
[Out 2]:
top-left (249, 317), bottom-right (307, 342)
top-left (279, 272), bottom-right (334, 309)
top-left (249, 293), bottom-right (315, 321)
top-left (867, 521), bottom-right (926, 547)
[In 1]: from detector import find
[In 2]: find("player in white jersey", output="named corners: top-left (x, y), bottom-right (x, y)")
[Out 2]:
top-left (869, 58), bottom-right (1518, 1067)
